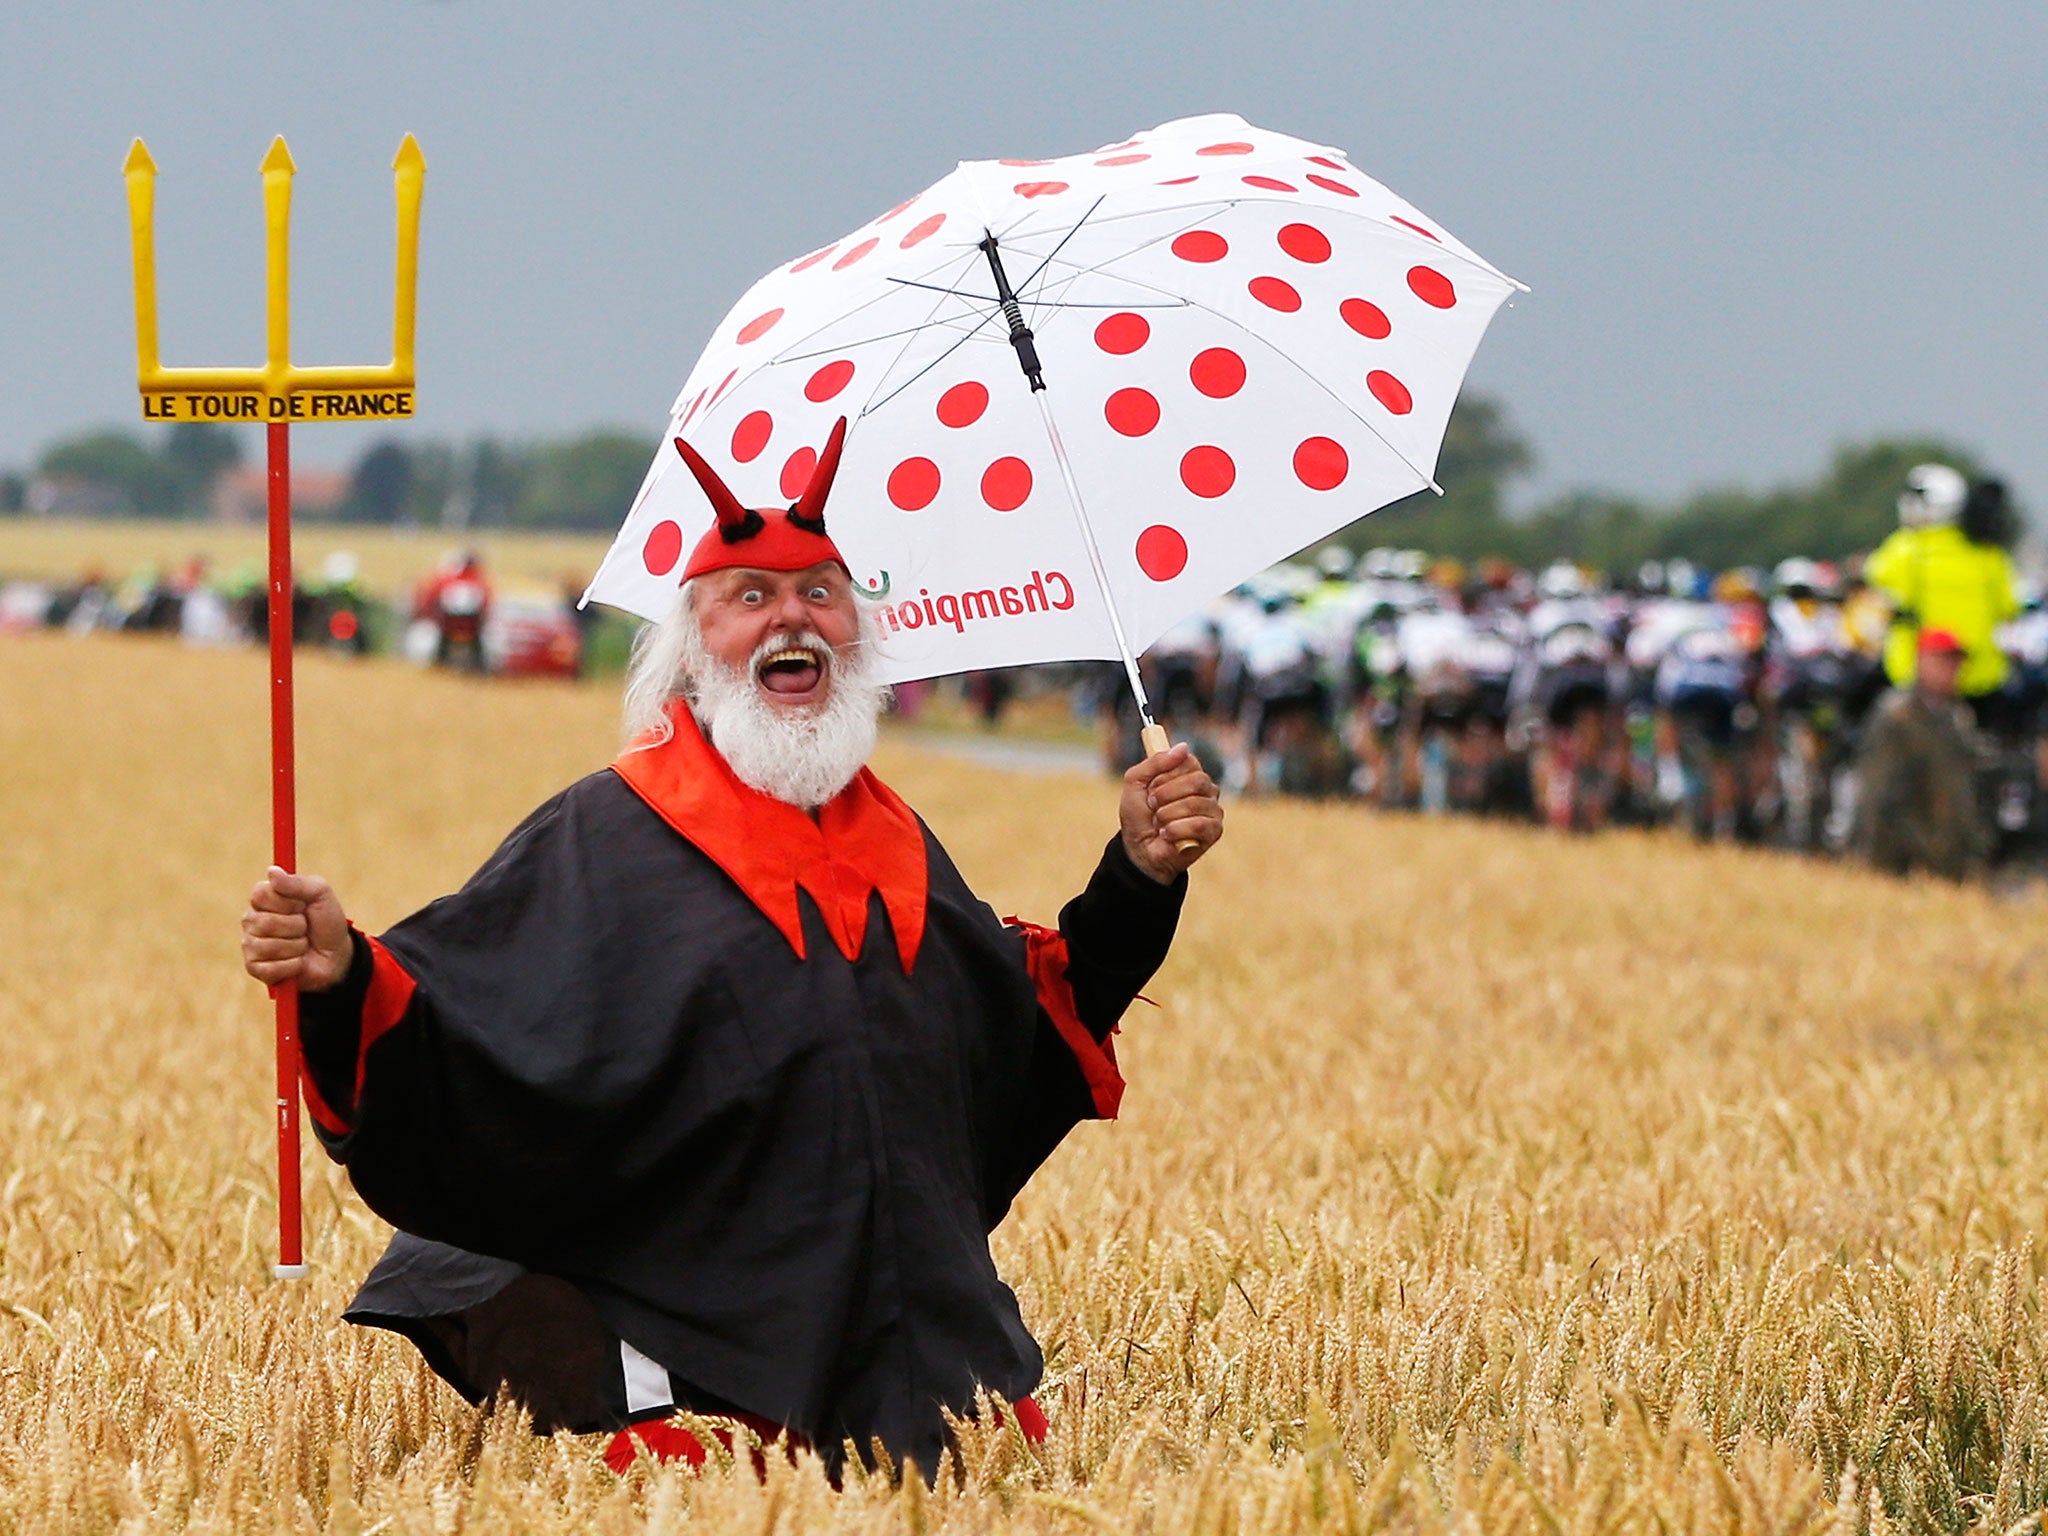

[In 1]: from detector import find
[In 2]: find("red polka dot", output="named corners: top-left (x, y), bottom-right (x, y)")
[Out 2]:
top-left (1197, 141), bottom-right (1255, 156)
top-left (1189, 347), bottom-right (1246, 398)
top-left (1391, 215), bottom-right (1442, 242)
top-left (1171, 230), bottom-right (1228, 263)
top-left (1306, 174), bottom-right (1359, 197)
top-left (1104, 387), bottom-right (1160, 437)
top-left (1408, 266), bottom-right (1457, 308)
top-left (1368, 370), bottom-right (1413, 415)
top-left (1136, 524), bottom-right (1189, 582)
top-left (1180, 446), bottom-right (1235, 498)
top-left (707, 368), bottom-right (738, 408)
top-left (900, 213), bottom-right (946, 248)
top-left (877, 198), bottom-right (916, 223)
top-left (1098, 140), bottom-right (1140, 152)
top-left (888, 457), bottom-right (940, 511)
top-left (790, 245), bottom-right (836, 273)
top-left (1014, 180), bottom-right (1069, 198)
top-left (937, 381), bottom-right (988, 428)
top-left (1341, 298), bottom-right (1392, 339)
top-left (832, 238), bottom-right (879, 271)
top-left (1249, 276), bottom-right (1302, 312)
top-left (1000, 158), bottom-right (1052, 166)
top-left (731, 410), bottom-right (773, 463)
top-left (1293, 437), bottom-right (1348, 490)
top-left (981, 457), bottom-right (1033, 511)
top-left (736, 308), bottom-right (783, 345)
top-left (1158, 176), bottom-right (1199, 185)
top-left (677, 389), bottom-right (707, 430)
top-left (1095, 153), bottom-right (1150, 166)
top-left (643, 520), bottom-right (683, 577)
top-left (1094, 312), bottom-right (1150, 354)
top-left (805, 359), bottom-right (855, 402)
top-left (1242, 175), bottom-right (1297, 192)
top-left (1277, 223), bottom-right (1331, 263)
top-left (1308, 155), bottom-right (1347, 171)
top-left (780, 445), bottom-right (817, 499)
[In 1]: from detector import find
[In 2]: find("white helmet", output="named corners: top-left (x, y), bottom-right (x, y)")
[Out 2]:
top-left (1899, 464), bottom-right (1967, 528)
top-left (1537, 560), bottom-right (1587, 600)
top-left (1772, 557), bottom-right (1823, 597)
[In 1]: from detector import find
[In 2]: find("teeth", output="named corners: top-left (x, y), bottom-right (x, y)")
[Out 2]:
top-left (763, 648), bottom-right (818, 667)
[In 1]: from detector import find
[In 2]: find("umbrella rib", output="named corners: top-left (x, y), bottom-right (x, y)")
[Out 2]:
top-left (725, 248), bottom-right (998, 416)
top-left (1007, 196), bottom-right (1107, 327)
top-left (853, 270), bottom-right (1006, 417)
top-left (772, 314), bottom-right (1000, 366)
top-left (884, 275), bottom-right (1182, 311)
top-left (859, 306), bottom-right (1014, 416)
top-left (736, 239), bottom-right (1000, 381)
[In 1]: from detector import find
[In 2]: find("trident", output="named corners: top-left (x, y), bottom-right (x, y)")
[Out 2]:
top-left (124, 135), bottom-right (426, 1279)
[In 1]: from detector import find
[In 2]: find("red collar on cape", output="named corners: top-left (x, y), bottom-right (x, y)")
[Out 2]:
top-left (609, 702), bottom-right (926, 973)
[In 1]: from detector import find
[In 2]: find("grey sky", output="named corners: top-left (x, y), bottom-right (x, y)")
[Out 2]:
top-left (3, 1), bottom-right (2041, 517)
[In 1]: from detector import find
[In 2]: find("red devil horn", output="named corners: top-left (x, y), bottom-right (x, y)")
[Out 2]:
top-left (791, 417), bottom-right (849, 528)
top-left (673, 435), bottom-right (752, 535)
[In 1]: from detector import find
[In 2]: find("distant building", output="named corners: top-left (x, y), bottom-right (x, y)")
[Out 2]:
top-left (211, 464), bottom-right (348, 523)
top-left (25, 475), bottom-right (129, 518)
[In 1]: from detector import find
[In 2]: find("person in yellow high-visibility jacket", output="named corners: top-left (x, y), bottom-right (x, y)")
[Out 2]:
top-left (1864, 464), bottom-right (2018, 709)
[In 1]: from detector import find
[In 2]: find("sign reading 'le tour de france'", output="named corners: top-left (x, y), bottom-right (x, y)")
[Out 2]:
top-left (140, 388), bottom-right (416, 423)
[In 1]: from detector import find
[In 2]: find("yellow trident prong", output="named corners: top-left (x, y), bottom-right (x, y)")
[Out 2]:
top-left (125, 134), bottom-right (425, 422)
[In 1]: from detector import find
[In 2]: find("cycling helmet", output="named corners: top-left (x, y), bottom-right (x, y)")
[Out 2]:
top-left (1898, 463), bottom-right (1966, 527)
top-left (1772, 557), bottom-right (1823, 599)
top-left (1711, 568), bottom-right (1762, 605)
top-left (1314, 544), bottom-right (1356, 580)
top-left (1537, 560), bottom-right (1587, 600)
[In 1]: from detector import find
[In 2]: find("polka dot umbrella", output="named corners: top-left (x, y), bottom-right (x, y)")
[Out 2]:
top-left (584, 112), bottom-right (1524, 738)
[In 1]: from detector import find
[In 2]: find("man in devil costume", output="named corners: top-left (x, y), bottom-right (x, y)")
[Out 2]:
top-left (240, 417), bottom-right (1224, 1476)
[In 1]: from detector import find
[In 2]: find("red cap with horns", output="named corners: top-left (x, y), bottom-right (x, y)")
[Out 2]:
top-left (675, 417), bottom-right (852, 583)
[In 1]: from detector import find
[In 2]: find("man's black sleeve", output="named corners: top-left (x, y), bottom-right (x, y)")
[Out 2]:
top-left (298, 929), bottom-right (376, 1138)
top-left (1057, 837), bottom-right (1186, 1042)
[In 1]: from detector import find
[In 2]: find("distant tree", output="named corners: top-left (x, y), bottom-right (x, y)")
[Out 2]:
top-left (37, 429), bottom-right (184, 517)
top-left (344, 441), bottom-right (414, 523)
top-left (402, 442), bottom-right (455, 528)
top-left (1646, 438), bottom-right (1983, 570)
top-left (467, 438), bottom-right (527, 528)
top-left (513, 431), bottom-right (658, 531)
top-left (0, 471), bottom-right (24, 515)
top-left (162, 423), bottom-right (243, 514)
top-left (1518, 492), bottom-right (1660, 573)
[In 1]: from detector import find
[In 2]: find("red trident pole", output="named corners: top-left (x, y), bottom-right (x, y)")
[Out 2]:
top-left (125, 134), bottom-right (426, 1278)
top-left (267, 416), bottom-right (302, 1273)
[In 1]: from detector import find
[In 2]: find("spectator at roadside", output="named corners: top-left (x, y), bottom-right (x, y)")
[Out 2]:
top-left (1853, 628), bottom-right (1989, 880)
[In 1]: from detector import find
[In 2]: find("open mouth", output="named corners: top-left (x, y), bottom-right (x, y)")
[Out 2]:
top-left (756, 645), bottom-right (825, 700)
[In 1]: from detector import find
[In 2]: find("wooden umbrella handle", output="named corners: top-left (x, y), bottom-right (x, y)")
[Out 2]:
top-left (1138, 723), bottom-right (1201, 853)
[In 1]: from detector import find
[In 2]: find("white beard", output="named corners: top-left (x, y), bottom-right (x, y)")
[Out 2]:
top-left (682, 625), bottom-right (887, 810)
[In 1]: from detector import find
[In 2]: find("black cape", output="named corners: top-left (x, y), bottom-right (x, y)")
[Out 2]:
top-left (301, 722), bottom-right (1181, 1471)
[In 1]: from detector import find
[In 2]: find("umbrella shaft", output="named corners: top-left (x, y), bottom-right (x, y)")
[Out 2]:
top-left (1033, 392), bottom-right (1153, 727)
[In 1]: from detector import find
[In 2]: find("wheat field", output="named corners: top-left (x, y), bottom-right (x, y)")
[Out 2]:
top-left (5, 633), bottom-right (2048, 1533)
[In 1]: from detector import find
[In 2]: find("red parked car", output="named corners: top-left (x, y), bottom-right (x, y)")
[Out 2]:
top-left (483, 587), bottom-right (583, 678)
